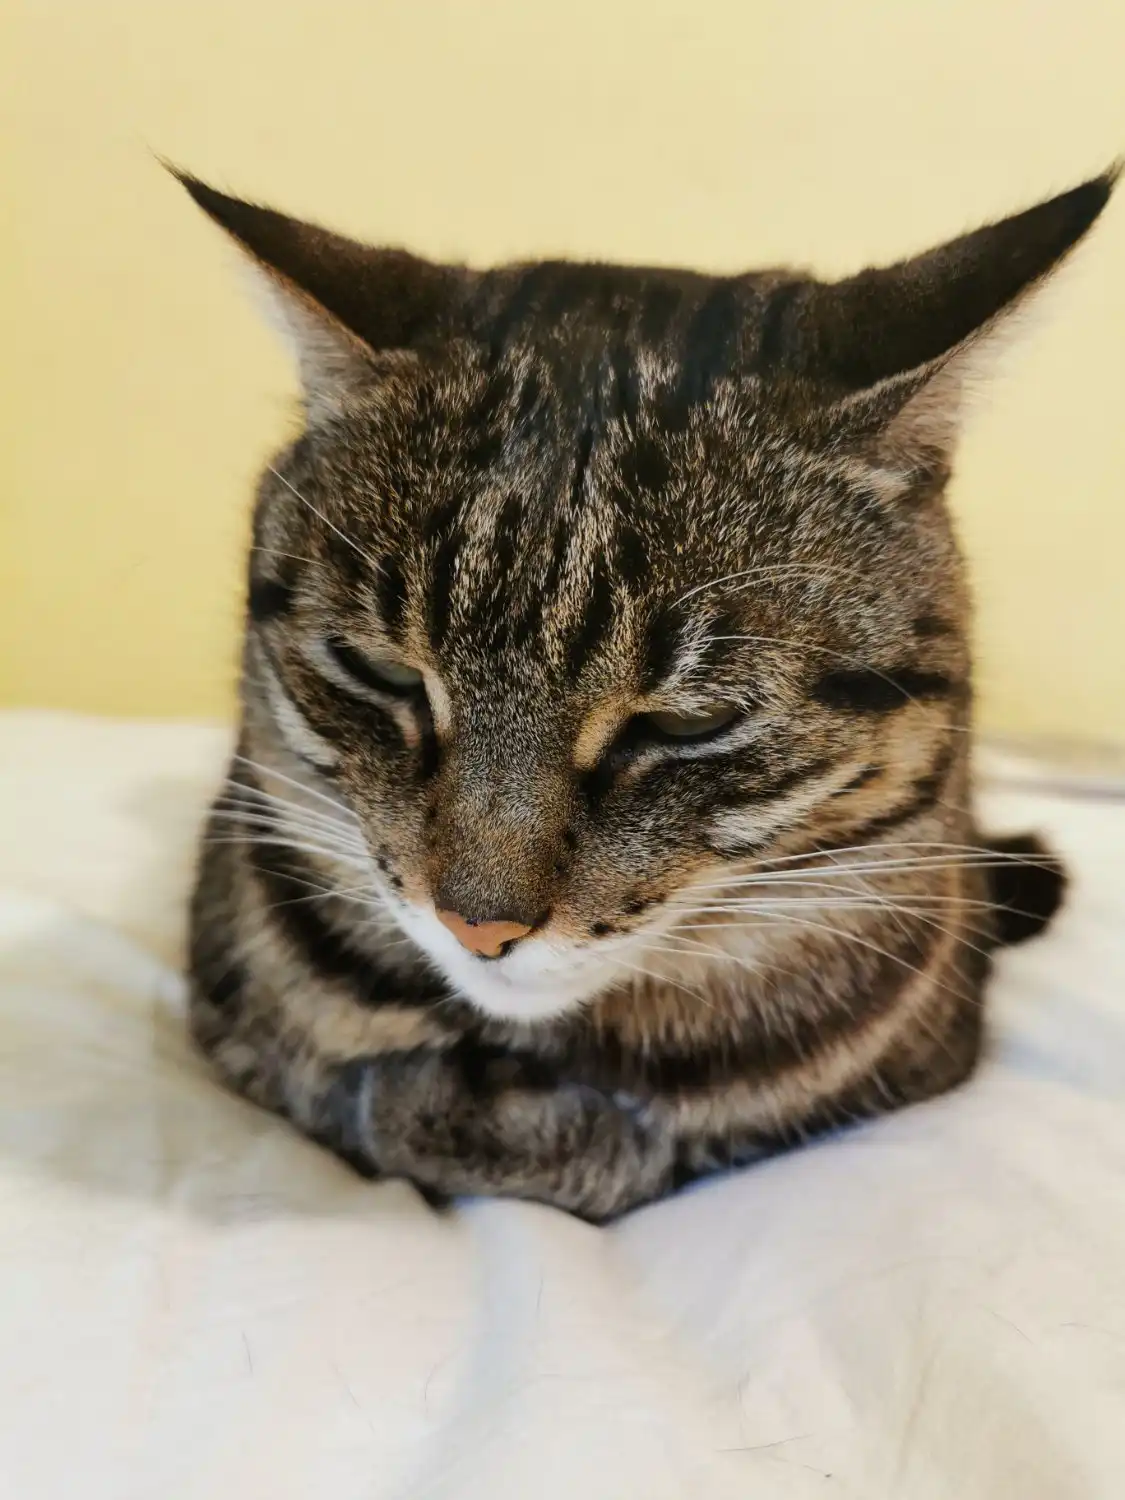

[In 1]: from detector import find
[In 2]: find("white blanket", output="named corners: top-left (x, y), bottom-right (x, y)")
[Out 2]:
top-left (1, 711), bottom-right (1123, 1499)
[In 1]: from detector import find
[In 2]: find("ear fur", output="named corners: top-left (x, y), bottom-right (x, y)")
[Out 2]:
top-left (793, 169), bottom-right (1118, 467)
top-left (170, 166), bottom-right (459, 420)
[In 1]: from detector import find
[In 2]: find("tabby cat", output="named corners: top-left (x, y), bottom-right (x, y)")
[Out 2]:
top-left (182, 167), bottom-right (1106, 1220)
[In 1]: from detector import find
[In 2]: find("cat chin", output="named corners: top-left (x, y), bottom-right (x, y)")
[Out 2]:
top-left (444, 965), bottom-right (594, 1024)
top-left (388, 902), bottom-right (609, 1023)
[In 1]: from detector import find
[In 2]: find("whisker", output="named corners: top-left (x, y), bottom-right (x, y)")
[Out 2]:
top-left (232, 755), bottom-right (358, 818)
top-left (215, 792), bottom-right (364, 839)
top-left (694, 861), bottom-right (1027, 892)
top-left (632, 939), bottom-right (738, 965)
top-left (266, 465), bottom-right (381, 571)
top-left (692, 850), bottom-right (1015, 969)
top-left (673, 895), bottom-right (995, 913)
top-left (249, 544), bottom-right (325, 570)
top-left (686, 866), bottom-right (1007, 897)
top-left (215, 805), bottom-right (368, 854)
top-left (257, 874), bottom-right (386, 913)
top-left (377, 932), bottom-right (425, 955)
top-left (687, 873), bottom-right (993, 903)
top-left (217, 785), bottom-right (362, 825)
top-left (219, 777), bottom-right (362, 833)
top-left (676, 562), bottom-right (872, 607)
top-left (671, 908), bottom-right (977, 1006)
top-left (604, 955), bottom-right (718, 1010)
top-left (720, 838), bottom-right (1024, 871)
top-left (881, 904), bottom-right (1003, 967)
top-left (692, 844), bottom-right (1042, 888)
top-left (202, 833), bottom-right (371, 871)
top-left (683, 877), bottom-right (1004, 904)
top-left (644, 931), bottom-right (822, 996)
top-left (637, 936), bottom-right (807, 985)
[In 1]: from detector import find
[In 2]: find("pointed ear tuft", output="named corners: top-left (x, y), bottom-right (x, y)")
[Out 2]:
top-left (793, 169), bottom-right (1117, 467)
top-left (800, 170), bottom-right (1117, 393)
top-left (168, 165), bottom-right (462, 420)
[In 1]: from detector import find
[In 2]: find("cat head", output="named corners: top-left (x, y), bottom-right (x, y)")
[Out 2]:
top-left (179, 167), bottom-right (1113, 1021)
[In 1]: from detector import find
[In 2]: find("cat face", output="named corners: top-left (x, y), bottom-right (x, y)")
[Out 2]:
top-left (247, 339), bottom-right (966, 1018)
top-left (181, 169), bottom-right (1111, 1020)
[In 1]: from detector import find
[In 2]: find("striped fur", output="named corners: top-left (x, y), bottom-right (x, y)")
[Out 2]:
top-left (180, 170), bottom-right (1101, 1219)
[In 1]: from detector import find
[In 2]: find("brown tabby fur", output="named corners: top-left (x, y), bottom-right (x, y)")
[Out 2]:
top-left (181, 168), bottom-right (1106, 1220)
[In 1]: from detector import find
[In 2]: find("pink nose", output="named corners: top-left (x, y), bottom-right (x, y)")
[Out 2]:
top-left (436, 910), bottom-right (532, 958)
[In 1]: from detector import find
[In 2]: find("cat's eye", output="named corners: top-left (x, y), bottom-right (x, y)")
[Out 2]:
top-left (325, 637), bottom-right (425, 696)
top-left (644, 705), bottom-right (741, 740)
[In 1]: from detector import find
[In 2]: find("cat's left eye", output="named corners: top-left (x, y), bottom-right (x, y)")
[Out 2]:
top-left (325, 637), bottom-right (425, 696)
top-left (644, 705), bottom-right (741, 740)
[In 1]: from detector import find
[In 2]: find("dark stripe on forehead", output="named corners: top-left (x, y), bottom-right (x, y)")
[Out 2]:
top-left (421, 495), bottom-right (461, 546)
top-left (695, 608), bottom-right (745, 674)
top-left (452, 492), bottom-right (527, 651)
top-left (616, 430), bottom-right (672, 501)
top-left (569, 422), bottom-right (595, 508)
top-left (480, 263), bottom-right (558, 361)
top-left (513, 368), bottom-right (541, 420)
top-left (509, 589), bottom-right (542, 652)
top-left (513, 368), bottom-right (547, 436)
top-left (616, 527), bottom-right (649, 590)
top-left (753, 281), bottom-right (804, 373)
top-left (542, 515), bottom-right (571, 604)
top-left (638, 279), bottom-right (686, 346)
top-left (373, 554), bottom-right (408, 637)
top-left (599, 335), bottom-right (641, 428)
top-left (463, 419), bottom-right (506, 474)
top-left (493, 493), bottom-right (523, 589)
top-left (566, 559), bottom-right (615, 677)
top-left (674, 279), bottom-right (744, 410)
top-left (427, 526), bottom-right (461, 648)
top-left (324, 532), bottom-right (370, 586)
top-left (463, 367), bottom-right (516, 471)
top-left (640, 600), bottom-right (688, 692)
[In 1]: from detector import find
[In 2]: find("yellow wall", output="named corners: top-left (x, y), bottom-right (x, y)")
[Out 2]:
top-left (3, 0), bottom-right (1124, 741)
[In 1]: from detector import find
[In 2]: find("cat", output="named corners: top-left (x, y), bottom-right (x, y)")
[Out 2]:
top-left (180, 165), bottom-right (1105, 1220)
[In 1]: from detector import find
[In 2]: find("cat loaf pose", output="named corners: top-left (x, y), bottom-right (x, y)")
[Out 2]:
top-left (183, 166), bottom-right (1105, 1219)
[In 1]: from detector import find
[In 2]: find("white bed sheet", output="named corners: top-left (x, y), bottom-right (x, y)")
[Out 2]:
top-left (1, 710), bottom-right (1123, 1499)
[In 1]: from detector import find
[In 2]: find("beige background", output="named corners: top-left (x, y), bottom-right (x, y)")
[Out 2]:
top-left (2, 0), bottom-right (1123, 741)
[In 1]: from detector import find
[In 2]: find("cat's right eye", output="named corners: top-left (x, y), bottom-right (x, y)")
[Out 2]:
top-left (644, 704), bottom-right (740, 740)
top-left (325, 637), bottom-right (425, 697)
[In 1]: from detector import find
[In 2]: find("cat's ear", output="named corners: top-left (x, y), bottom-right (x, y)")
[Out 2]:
top-left (783, 170), bottom-right (1118, 468)
top-left (172, 169), bottom-right (461, 420)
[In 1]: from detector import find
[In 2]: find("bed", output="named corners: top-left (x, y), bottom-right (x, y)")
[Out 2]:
top-left (2, 710), bottom-right (1123, 1499)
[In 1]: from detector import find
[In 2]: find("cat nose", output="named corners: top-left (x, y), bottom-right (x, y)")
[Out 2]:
top-left (435, 909), bottom-right (533, 958)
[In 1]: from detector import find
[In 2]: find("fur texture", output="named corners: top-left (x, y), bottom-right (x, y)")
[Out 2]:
top-left (181, 168), bottom-right (1099, 1219)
